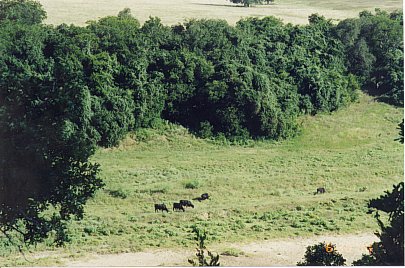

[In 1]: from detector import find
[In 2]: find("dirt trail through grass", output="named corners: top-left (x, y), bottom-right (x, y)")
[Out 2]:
top-left (68, 233), bottom-right (376, 266)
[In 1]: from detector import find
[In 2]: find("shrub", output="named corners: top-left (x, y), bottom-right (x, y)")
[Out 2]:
top-left (184, 179), bottom-right (200, 189)
top-left (297, 242), bottom-right (346, 266)
top-left (198, 121), bottom-right (214, 139)
top-left (353, 182), bottom-right (404, 265)
top-left (149, 186), bottom-right (170, 194)
top-left (188, 227), bottom-right (220, 266)
top-left (220, 248), bottom-right (244, 257)
top-left (105, 189), bottom-right (128, 199)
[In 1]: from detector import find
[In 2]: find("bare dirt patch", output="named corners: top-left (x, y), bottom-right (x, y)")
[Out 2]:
top-left (68, 232), bottom-right (377, 266)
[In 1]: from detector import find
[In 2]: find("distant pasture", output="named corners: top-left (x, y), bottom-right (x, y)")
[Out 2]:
top-left (39, 0), bottom-right (403, 26)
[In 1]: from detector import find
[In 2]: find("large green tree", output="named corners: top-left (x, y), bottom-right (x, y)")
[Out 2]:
top-left (0, 20), bottom-right (103, 244)
top-left (0, 1), bottom-right (134, 244)
top-left (0, 0), bottom-right (45, 24)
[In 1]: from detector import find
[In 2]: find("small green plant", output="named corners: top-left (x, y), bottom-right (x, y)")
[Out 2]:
top-left (105, 189), bottom-right (127, 199)
top-left (220, 248), bottom-right (244, 257)
top-left (198, 121), bottom-right (214, 139)
top-left (297, 242), bottom-right (346, 266)
top-left (184, 179), bottom-right (200, 189)
top-left (188, 227), bottom-right (220, 266)
top-left (358, 186), bottom-right (368, 192)
top-left (149, 183), bottom-right (172, 194)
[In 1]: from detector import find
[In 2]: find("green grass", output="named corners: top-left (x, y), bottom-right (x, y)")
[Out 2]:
top-left (38, 0), bottom-right (403, 26)
top-left (1, 93), bottom-right (403, 265)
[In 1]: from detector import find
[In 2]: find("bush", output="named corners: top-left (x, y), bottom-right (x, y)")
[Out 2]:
top-left (297, 242), bottom-right (346, 266)
top-left (149, 184), bottom-right (171, 194)
top-left (188, 227), bottom-right (220, 266)
top-left (353, 182), bottom-right (404, 265)
top-left (220, 248), bottom-right (244, 257)
top-left (105, 189), bottom-right (128, 199)
top-left (184, 179), bottom-right (200, 189)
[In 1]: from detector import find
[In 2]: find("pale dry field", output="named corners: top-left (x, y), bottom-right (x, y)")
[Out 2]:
top-left (39, 0), bottom-right (403, 26)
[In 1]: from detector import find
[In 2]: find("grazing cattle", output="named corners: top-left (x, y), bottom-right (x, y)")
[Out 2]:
top-left (154, 203), bottom-right (168, 213)
top-left (180, 200), bottom-right (194, 208)
top-left (316, 187), bottom-right (326, 194)
top-left (173, 202), bottom-right (185, 212)
top-left (192, 193), bottom-right (210, 202)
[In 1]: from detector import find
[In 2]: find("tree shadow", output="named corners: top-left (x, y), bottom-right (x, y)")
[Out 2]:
top-left (362, 83), bottom-right (380, 97)
top-left (362, 84), bottom-right (402, 107)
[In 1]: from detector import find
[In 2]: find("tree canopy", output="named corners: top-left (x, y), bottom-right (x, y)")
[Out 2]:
top-left (334, 9), bottom-right (404, 106)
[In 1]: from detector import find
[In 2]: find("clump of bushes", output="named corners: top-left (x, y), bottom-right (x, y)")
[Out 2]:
top-left (353, 182), bottom-right (404, 266)
top-left (184, 179), bottom-right (201, 189)
top-left (297, 242), bottom-right (346, 266)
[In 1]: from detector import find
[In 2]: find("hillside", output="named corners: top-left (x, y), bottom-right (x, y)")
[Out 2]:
top-left (2, 93), bottom-right (403, 266)
top-left (38, 0), bottom-right (403, 26)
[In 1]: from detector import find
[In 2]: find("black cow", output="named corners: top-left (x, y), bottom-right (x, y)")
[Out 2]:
top-left (173, 202), bottom-right (185, 212)
top-left (192, 193), bottom-right (210, 202)
top-left (316, 187), bottom-right (326, 194)
top-left (180, 200), bottom-right (194, 208)
top-left (154, 203), bottom-right (168, 213)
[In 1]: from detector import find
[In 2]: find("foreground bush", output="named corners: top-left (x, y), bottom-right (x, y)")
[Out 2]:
top-left (353, 182), bottom-right (404, 266)
top-left (188, 227), bottom-right (220, 266)
top-left (297, 242), bottom-right (346, 266)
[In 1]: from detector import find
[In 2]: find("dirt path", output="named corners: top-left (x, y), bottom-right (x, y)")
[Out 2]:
top-left (67, 233), bottom-right (377, 266)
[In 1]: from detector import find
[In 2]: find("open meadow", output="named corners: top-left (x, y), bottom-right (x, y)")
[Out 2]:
top-left (1, 93), bottom-right (403, 266)
top-left (38, 0), bottom-right (403, 26)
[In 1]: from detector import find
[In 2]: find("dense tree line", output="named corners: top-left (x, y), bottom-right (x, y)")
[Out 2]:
top-left (334, 9), bottom-right (404, 106)
top-left (0, 0), bottom-right (403, 244)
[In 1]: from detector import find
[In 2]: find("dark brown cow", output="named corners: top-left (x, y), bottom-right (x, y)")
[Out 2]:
top-left (316, 187), bottom-right (326, 194)
top-left (173, 202), bottom-right (185, 212)
top-left (155, 203), bottom-right (168, 212)
top-left (180, 200), bottom-right (194, 208)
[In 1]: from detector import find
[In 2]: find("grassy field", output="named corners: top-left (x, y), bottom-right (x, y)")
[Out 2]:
top-left (1, 93), bottom-right (403, 266)
top-left (38, 0), bottom-right (403, 26)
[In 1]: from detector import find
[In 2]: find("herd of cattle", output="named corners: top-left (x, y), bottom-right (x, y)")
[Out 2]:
top-left (154, 193), bottom-right (209, 212)
top-left (154, 188), bottom-right (326, 213)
